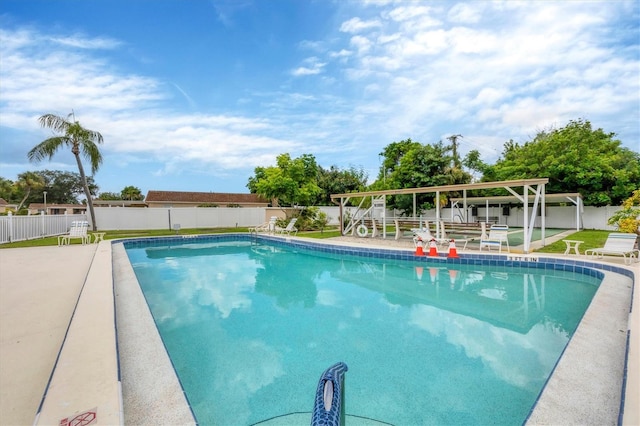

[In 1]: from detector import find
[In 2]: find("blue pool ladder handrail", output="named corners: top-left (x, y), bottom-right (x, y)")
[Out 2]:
top-left (311, 362), bottom-right (348, 426)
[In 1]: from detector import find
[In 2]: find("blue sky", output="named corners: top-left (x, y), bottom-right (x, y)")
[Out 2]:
top-left (1, 0), bottom-right (638, 197)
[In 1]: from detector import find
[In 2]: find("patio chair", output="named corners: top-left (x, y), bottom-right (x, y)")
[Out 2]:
top-left (479, 224), bottom-right (510, 253)
top-left (57, 221), bottom-right (90, 246)
top-left (585, 233), bottom-right (639, 265)
top-left (249, 216), bottom-right (277, 234)
top-left (276, 217), bottom-right (298, 236)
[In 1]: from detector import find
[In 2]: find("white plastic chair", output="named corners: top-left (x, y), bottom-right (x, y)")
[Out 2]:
top-left (58, 221), bottom-right (90, 246)
top-left (479, 224), bottom-right (510, 253)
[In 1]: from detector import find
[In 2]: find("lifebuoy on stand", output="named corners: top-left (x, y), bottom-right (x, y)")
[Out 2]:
top-left (356, 224), bottom-right (368, 238)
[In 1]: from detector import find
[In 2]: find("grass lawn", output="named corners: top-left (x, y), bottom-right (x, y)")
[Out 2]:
top-left (0, 227), bottom-right (343, 249)
top-left (534, 229), bottom-right (613, 254)
top-left (0, 227), bottom-right (619, 255)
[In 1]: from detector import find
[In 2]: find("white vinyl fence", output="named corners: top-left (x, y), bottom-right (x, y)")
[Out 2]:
top-left (93, 206), bottom-right (346, 231)
top-left (0, 205), bottom-right (626, 244)
top-left (93, 205), bottom-right (623, 231)
top-left (0, 212), bottom-right (88, 244)
top-left (94, 207), bottom-right (267, 231)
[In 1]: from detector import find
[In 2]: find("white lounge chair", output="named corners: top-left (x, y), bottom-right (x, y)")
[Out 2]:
top-left (58, 221), bottom-right (90, 246)
top-left (479, 224), bottom-right (510, 253)
top-left (249, 216), bottom-right (277, 234)
top-left (585, 233), bottom-right (639, 265)
top-left (276, 218), bottom-right (298, 236)
top-left (412, 224), bottom-right (447, 250)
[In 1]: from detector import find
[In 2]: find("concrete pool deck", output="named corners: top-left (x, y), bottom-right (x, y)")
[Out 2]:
top-left (0, 237), bottom-right (638, 425)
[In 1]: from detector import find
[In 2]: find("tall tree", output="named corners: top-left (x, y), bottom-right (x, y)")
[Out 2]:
top-left (97, 192), bottom-right (123, 200)
top-left (462, 149), bottom-right (488, 182)
top-left (483, 119), bottom-right (640, 206)
top-left (28, 113), bottom-right (104, 229)
top-left (36, 169), bottom-right (98, 204)
top-left (315, 165), bottom-right (368, 205)
top-left (377, 138), bottom-right (422, 187)
top-left (376, 139), bottom-right (472, 214)
top-left (14, 171), bottom-right (45, 211)
top-left (247, 153), bottom-right (322, 207)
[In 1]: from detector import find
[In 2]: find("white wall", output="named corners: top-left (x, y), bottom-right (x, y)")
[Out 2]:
top-left (92, 205), bottom-right (626, 231)
top-left (384, 205), bottom-right (623, 230)
top-left (582, 206), bottom-right (623, 231)
top-left (94, 207), bottom-right (265, 231)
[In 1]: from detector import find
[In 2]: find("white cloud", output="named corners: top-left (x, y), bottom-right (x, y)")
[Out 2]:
top-left (291, 66), bottom-right (322, 76)
top-left (291, 56), bottom-right (326, 76)
top-left (398, 29), bottom-right (448, 55)
top-left (298, 39), bottom-right (325, 51)
top-left (349, 34), bottom-right (373, 55)
top-left (447, 3), bottom-right (483, 24)
top-left (339, 17), bottom-right (382, 33)
top-left (386, 5), bottom-right (434, 22)
top-left (0, 35), bottom-right (163, 117)
top-left (49, 34), bottom-right (121, 49)
top-left (329, 48), bottom-right (352, 59)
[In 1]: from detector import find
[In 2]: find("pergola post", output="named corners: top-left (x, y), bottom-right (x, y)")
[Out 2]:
top-left (435, 191), bottom-right (441, 239)
top-left (413, 194), bottom-right (416, 219)
top-left (463, 189), bottom-right (468, 222)
top-left (541, 184), bottom-right (546, 247)
top-left (523, 184), bottom-right (529, 253)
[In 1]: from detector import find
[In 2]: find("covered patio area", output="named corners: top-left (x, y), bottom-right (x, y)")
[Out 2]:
top-left (331, 178), bottom-right (583, 254)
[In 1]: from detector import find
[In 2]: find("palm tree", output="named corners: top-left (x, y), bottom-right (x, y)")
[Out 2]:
top-left (14, 171), bottom-right (45, 212)
top-left (28, 112), bottom-right (103, 230)
top-left (121, 185), bottom-right (144, 201)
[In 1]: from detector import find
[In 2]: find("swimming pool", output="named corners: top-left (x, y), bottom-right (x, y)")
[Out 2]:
top-left (123, 235), bottom-right (606, 425)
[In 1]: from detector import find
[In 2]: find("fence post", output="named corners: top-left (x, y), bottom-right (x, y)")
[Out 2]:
top-left (8, 211), bottom-right (13, 242)
top-left (41, 211), bottom-right (45, 236)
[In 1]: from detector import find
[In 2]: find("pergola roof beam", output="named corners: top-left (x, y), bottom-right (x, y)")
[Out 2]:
top-left (330, 179), bottom-right (549, 200)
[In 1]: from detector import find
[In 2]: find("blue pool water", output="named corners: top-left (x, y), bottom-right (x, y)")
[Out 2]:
top-left (124, 237), bottom-right (601, 425)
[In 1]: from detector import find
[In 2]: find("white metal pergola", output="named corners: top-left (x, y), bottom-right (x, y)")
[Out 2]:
top-left (331, 178), bottom-right (560, 254)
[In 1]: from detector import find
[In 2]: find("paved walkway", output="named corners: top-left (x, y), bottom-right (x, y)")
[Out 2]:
top-left (0, 245), bottom-right (97, 426)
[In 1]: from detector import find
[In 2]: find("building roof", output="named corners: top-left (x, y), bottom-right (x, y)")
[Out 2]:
top-left (0, 198), bottom-right (7, 206)
top-left (92, 199), bottom-right (148, 207)
top-left (29, 203), bottom-right (87, 209)
top-left (145, 190), bottom-right (269, 205)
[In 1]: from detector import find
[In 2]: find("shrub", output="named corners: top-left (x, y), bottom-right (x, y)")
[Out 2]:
top-left (607, 189), bottom-right (640, 234)
top-left (279, 207), bottom-right (331, 232)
